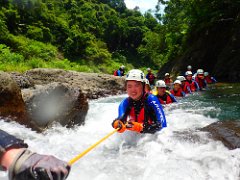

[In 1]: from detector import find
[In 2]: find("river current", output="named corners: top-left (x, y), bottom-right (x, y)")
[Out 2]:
top-left (1, 83), bottom-right (240, 180)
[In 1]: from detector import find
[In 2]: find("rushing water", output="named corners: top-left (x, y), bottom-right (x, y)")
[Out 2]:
top-left (1, 83), bottom-right (240, 180)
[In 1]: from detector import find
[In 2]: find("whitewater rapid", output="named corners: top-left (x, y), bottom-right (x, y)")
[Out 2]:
top-left (1, 94), bottom-right (240, 180)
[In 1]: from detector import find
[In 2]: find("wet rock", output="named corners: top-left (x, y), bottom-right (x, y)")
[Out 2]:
top-left (25, 68), bottom-right (125, 99)
top-left (201, 121), bottom-right (240, 149)
top-left (0, 71), bottom-right (35, 128)
top-left (22, 82), bottom-right (89, 129)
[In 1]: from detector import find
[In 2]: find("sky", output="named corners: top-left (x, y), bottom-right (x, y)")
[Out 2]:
top-left (124, 0), bottom-right (160, 13)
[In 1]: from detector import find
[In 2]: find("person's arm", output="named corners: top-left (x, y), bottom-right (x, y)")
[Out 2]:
top-left (147, 94), bottom-right (167, 128)
top-left (112, 98), bottom-right (130, 133)
top-left (187, 86), bottom-right (192, 94)
top-left (169, 94), bottom-right (177, 103)
top-left (0, 130), bottom-right (70, 180)
top-left (182, 91), bottom-right (186, 97)
top-left (194, 81), bottom-right (200, 91)
top-left (211, 77), bottom-right (217, 83)
top-left (117, 98), bottom-right (130, 123)
top-left (117, 70), bottom-right (121, 76)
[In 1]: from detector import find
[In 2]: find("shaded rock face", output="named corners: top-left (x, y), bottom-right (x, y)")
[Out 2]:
top-left (0, 72), bottom-right (28, 125)
top-left (22, 83), bottom-right (88, 129)
top-left (201, 121), bottom-right (240, 150)
top-left (159, 19), bottom-right (240, 82)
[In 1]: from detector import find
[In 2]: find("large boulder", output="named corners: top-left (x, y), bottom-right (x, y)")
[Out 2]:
top-left (24, 68), bottom-right (125, 99)
top-left (22, 82), bottom-right (89, 129)
top-left (0, 71), bottom-right (29, 125)
top-left (201, 121), bottom-right (240, 149)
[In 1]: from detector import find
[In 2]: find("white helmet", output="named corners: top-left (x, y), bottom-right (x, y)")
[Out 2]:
top-left (120, 65), bottom-right (125, 69)
top-left (147, 68), bottom-right (151, 72)
top-left (204, 72), bottom-right (209, 76)
top-left (197, 69), bottom-right (204, 75)
top-left (185, 71), bottom-right (193, 76)
top-left (165, 73), bottom-right (170, 76)
top-left (126, 69), bottom-right (145, 82)
top-left (156, 80), bottom-right (166, 88)
top-left (145, 79), bottom-right (150, 85)
top-left (174, 80), bottom-right (182, 85)
top-left (177, 76), bottom-right (186, 81)
top-left (187, 65), bottom-right (192, 70)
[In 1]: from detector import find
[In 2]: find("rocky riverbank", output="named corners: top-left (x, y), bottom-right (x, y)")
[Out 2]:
top-left (0, 68), bottom-right (125, 131)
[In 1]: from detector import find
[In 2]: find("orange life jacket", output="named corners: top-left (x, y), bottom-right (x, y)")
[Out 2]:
top-left (195, 77), bottom-right (205, 89)
top-left (157, 93), bottom-right (174, 105)
top-left (185, 81), bottom-right (196, 92)
top-left (127, 94), bottom-right (153, 125)
top-left (205, 75), bottom-right (212, 83)
top-left (170, 89), bottom-right (184, 97)
top-left (164, 78), bottom-right (171, 84)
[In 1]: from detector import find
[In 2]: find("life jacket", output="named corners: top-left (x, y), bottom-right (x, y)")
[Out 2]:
top-left (182, 83), bottom-right (190, 94)
top-left (148, 73), bottom-right (155, 84)
top-left (185, 80), bottom-right (196, 92)
top-left (113, 70), bottom-right (118, 76)
top-left (205, 75), bottom-right (213, 84)
top-left (157, 93), bottom-right (175, 105)
top-left (126, 93), bottom-right (155, 126)
top-left (170, 88), bottom-right (184, 97)
top-left (164, 78), bottom-right (171, 84)
top-left (195, 77), bottom-right (206, 89)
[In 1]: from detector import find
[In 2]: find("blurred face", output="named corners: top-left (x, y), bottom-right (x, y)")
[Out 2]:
top-left (165, 75), bottom-right (170, 79)
top-left (173, 83), bottom-right (181, 91)
top-left (126, 81), bottom-right (143, 100)
top-left (197, 74), bottom-right (204, 79)
top-left (157, 87), bottom-right (166, 96)
top-left (145, 84), bottom-right (151, 92)
top-left (186, 75), bottom-right (192, 81)
top-left (181, 80), bottom-right (186, 86)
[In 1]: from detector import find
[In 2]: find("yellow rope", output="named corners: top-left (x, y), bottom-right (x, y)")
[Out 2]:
top-left (68, 128), bottom-right (119, 165)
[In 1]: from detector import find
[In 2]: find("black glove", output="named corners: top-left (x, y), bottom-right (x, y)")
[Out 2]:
top-left (9, 149), bottom-right (70, 180)
top-left (142, 122), bottom-right (162, 134)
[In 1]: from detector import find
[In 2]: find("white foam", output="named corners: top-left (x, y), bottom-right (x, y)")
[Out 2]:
top-left (0, 95), bottom-right (239, 180)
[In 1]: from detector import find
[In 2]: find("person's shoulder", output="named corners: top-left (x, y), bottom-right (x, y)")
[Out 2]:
top-left (146, 93), bottom-right (158, 101)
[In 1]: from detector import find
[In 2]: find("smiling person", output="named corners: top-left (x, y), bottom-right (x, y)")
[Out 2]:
top-left (112, 69), bottom-right (167, 134)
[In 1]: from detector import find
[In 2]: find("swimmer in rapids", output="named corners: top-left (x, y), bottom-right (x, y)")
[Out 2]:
top-left (112, 69), bottom-right (167, 134)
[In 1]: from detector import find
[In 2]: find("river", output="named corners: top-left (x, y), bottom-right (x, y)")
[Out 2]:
top-left (0, 83), bottom-right (240, 180)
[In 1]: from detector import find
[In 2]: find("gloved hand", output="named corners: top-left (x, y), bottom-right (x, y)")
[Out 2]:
top-left (126, 121), bottom-right (143, 133)
top-left (142, 122), bottom-right (161, 134)
top-left (112, 120), bottom-right (126, 133)
top-left (9, 149), bottom-right (70, 180)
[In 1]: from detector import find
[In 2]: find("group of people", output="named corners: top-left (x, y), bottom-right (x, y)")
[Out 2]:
top-left (0, 65), bottom-right (216, 180)
top-left (112, 65), bottom-right (216, 135)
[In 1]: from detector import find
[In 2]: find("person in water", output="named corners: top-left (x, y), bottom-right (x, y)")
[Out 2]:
top-left (112, 69), bottom-right (167, 134)
top-left (114, 65), bottom-right (125, 76)
top-left (170, 80), bottom-right (186, 97)
top-left (176, 76), bottom-right (191, 94)
top-left (185, 71), bottom-right (199, 92)
top-left (164, 73), bottom-right (173, 88)
top-left (194, 69), bottom-right (207, 90)
top-left (146, 68), bottom-right (156, 87)
top-left (144, 79), bottom-right (151, 93)
top-left (0, 129), bottom-right (70, 180)
top-left (204, 72), bottom-right (217, 84)
top-left (156, 80), bottom-right (177, 105)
